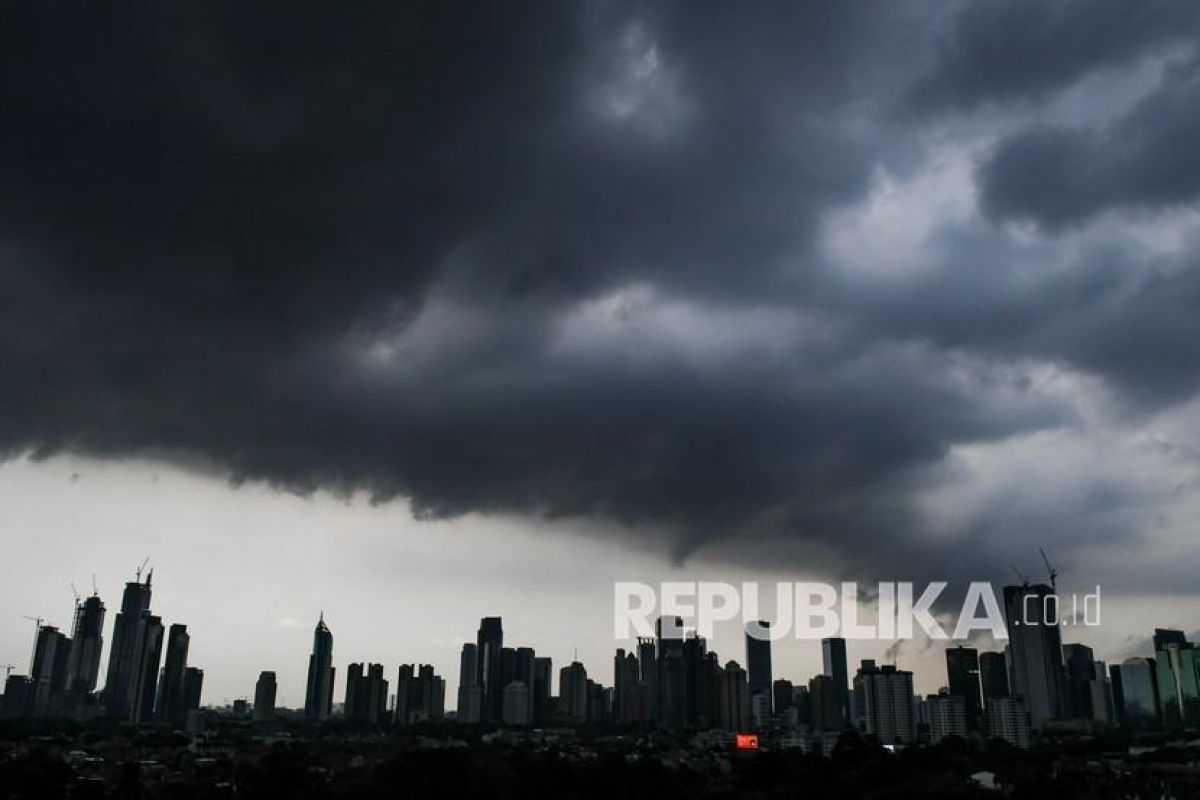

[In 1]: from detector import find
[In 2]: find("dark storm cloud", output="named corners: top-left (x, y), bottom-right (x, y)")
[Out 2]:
top-left (979, 55), bottom-right (1200, 226)
top-left (2, 2), bottom-right (1199, 585)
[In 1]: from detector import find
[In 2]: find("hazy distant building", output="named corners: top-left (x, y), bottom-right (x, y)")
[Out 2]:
top-left (853, 660), bottom-right (915, 745)
top-left (926, 693), bottom-right (968, 742)
top-left (945, 646), bottom-right (982, 727)
top-left (988, 696), bottom-right (1032, 747)
top-left (156, 623), bottom-right (189, 725)
top-left (102, 573), bottom-right (152, 719)
top-left (182, 667), bottom-right (204, 715)
top-left (253, 671), bottom-right (277, 720)
top-left (718, 660), bottom-right (750, 731)
top-left (303, 614), bottom-right (334, 721)
top-left (1118, 657), bottom-right (1159, 727)
top-left (1002, 584), bottom-right (1067, 727)
top-left (745, 621), bottom-right (773, 718)
top-left (502, 681), bottom-right (531, 725)
top-left (66, 593), bottom-right (105, 696)
top-left (822, 637), bottom-right (850, 725)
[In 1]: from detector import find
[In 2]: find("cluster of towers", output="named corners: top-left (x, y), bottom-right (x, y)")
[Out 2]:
top-left (1, 565), bottom-right (203, 725)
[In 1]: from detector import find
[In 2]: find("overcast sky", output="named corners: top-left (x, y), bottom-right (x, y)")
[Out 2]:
top-left (3, 2), bottom-right (1200, 707)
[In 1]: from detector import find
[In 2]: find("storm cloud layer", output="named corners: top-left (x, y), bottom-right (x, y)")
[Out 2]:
top-left (3, 2), bottom-right (1200, 587)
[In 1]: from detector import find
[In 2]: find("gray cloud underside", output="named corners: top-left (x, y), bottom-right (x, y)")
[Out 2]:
top-left (3, 1), bottom-right (1200, 587)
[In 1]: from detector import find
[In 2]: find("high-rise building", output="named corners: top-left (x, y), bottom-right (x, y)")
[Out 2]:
top-left (637, 637), bottom-right (657, 722)
top-left (156, 623), bottom-right (189, 725)
top-left (853, 660), bottom-right (915, 745)
top-left (532, 656), bottom-right (552, 725)
top-left (1153, 628), bottom-right (1187, 653)
top-left (1062, 643), bottom-right (1096, 719)
top-left (926, 693), bottom-right (968, 742)
top-left (502, 681), bottom-right (531, 726)
top-left (253, 671), bottom-right (277, 721)
top-left (130, 615), bottom-right (164, 724)
top-left (718, 660), bottom-right (750, 731)
top-left (345, 662), bottom-right (388, 724)
top-left (979, 651), bottom-right (1009, 706)
top-left (1002, 584), bottom-right (1067, 727)
top-left (558, 661), bottom-right (588, 724)
top-left (457, 643), bottom-right (481, 723)
top-left (30, 625), bottom-right (70, 718)
top-left (822, 637), bottom-right (850, 726)
top-left (613, 648), bottom-right (641, 723)
top-left (476, 617), bottom-right (504, 722)
top-left (1155, 641), bottom-right (1200, 729)
top-left (65, 592), bottom-right (105, 696)
top-left (773, 679), bottom-right (794, 716)
top-left (987, 696), bottom-right (1031, 748)
top-left (745, 621), bottom-right (773, 718)
top-left (945, 646), bottom-right (982, 728)
top-left (182, 667), bottom-right (204, 717)
top-left (396, 663), bottom-right (445, 724)
top-left (1118, 657), bottom-right (1159, 727)
top-left (303, 613), bottom-right (334, 721)
top-left (102, 573), bottom-right (152, 719)
top-left (809, 674), bottom-right (844, 731)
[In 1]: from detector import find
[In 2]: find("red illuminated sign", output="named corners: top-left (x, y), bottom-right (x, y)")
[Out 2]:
top-left (735, 734), bottom-right (759, 751)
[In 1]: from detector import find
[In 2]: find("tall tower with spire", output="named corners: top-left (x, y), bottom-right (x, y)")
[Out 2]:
top-left (101, 568), bottom-right (153, 719)
top-left (304, 613), bottom-right (335, 721)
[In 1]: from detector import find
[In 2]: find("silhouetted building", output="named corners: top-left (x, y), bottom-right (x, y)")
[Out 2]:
top-left (1153, 628), bottom-right (1187, 653)
top-left (637, 637), bottom-right (657, 721)
top-left (1119, 656), bottom-right (1159, 727)
top-left (476, 617), bottom-right (504, 722)
top-left (773, 679), bottom-right (794, 716)
top-left (182, 667), bottom-right (203, 716)
top-left (558, 661), bottom-right (588, 724)
top-left (503, 681), bottom-right (531, 725)
top-left (853, 660), bottom-right (915, 745)
top-left (303, 613), bottom-right (334, 721)
top-left (254, 671), bottom-right (277, 720)
top-left (1, 676), bottom-right (33, 719)
top-left (1155, 640), bottom-right (1200, 729)
top-left (745, 621), bottom-right (773, 718)
top-left (656, 616), bottom-right (687, 729)
top-left (130, 614), bottom-right (164, 724)
top-left (1109, 663), bottom-right (1126, 725)
top-left (457, 643), bottom-right (481, 723)
top-left (945, 646), bottom-right (982, 728)
top-left (809, 674), bottom-right (844, 731)
top-left (532, 656), bottom-right (552, 725)
top-left (30, 625), bottom-right (70, 718)
top-left (979, 651), bottom-right (1009, 706)
top-left (1002, 584), bottom-right (1067, 727)
top-left (396, 663), bottom-right (444, 724)
top-left (613, 648), bottom-right (641, 722)
top-left (102, 573), bottom-right (152, 719)
top-left (156, 623), bottom-right (189, 725)
top-left (822, 637), bottom-right (850, 726)
top-left (988, 696), bottom-right (1031, 748)
top-left (66, 593), bottom-right (105, 696)
top-left (718, 660), bottom-right (750, 731)
top-left (345, 662), bottom-right (388, 724)
top-left (1062, 643), bottom-right (1096, 719)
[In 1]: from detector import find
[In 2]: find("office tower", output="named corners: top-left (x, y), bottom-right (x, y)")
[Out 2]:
top-left (1155, 641), bottom-right (1200, 729)
top-left (587, 680), bottom-right (610, 723)
top-left (773, 679), bottom-right (794, 716)
top-left (683, 634), bottom-right (710, 728)
top-left (1153, 628), bottom-right (1187, 652)
top-left (102, 573), bottom-right (152, 719)
top-left (253, 671), bottom-right (277, 721)
top-left (514, 647), bottom-right (536, 722)
top-left (745, 621), bottom-right (773, 717)
top-left (182, 667), bottom-right (204, 716)
top-left (1, 675), bottom-right (34, 719)
top-left (853, 660), bottom-right (916, 745)
top-left (457, 643), bottom-right (481, 723)
top-left (656, 616), bottom-right (686, 729)
top-left (987, 696), bottom-right (1031, 748)
top-left (344, 663), bottom-right (363, 720)
top-left (532, 656), bottom-right (552, 726)
top-left (30, 625), bottom-right (70, 718)
top-left (345, 663), bottom-right (388, 724)
top-left (809, 674), bottom-right (844, 731)
top-left (822, 637), bottom-right (850, 725)
top-left (303, 613), bottom-right (334, 721)
top-left (926, 693), bottom-right (968, 742)
top-left (130, 615), bottom-right (164, 724)
top-left (1062, 643), bottom-right (1096, 718)
top-left (698, 651), bottom-right (723, 728)
top-left (396, 664), bottom-right (444, 724)
top-left (945, 646), bottom-right (982, 727)
top-left (1109, 664), bottom-right (1125, 725)
top-left (792, 684), bottom-right (812, 726)
top-left (1002, 584), bottom-right (1067, 727)
top-left (503, 681), bottom-right (531, 725)
top-left (476, 617), bottom-right (503, 722)
top-left (66, 592), bottom-right (105, 695)
top-left (718, 660), bottom-right (750, 732)
top-left (156, 623), bottom-right (189, 724)
top-left (979, 651), bottom-right (1009, 705)
top-left (613, 648), bottom-right (640, 723)
top-left (1118, 657), bottom-right (1159, 727)
top-left (558, 661), bottom-right (588, 724)
top-left (637, 637), bottom-right (658, 721)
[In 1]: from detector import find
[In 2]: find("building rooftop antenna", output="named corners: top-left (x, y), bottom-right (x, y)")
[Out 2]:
top-left (135, 557), bottom-right (150, 583)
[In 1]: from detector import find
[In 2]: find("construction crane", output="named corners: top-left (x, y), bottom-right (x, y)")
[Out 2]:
top-left (71, 583), bottom-right (81, 605)
top-left (1039, 548), bottom-right (1058, 591)
top-left (1010, 565), bottom-right (1030, 586)
top-left (135, 557), bottom-right (150, 583)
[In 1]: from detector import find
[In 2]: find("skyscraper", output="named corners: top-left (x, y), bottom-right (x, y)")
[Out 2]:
top-left (745, 620), bottom-right (773, 717)
top-left (396, 663), bottom-right (445, 724)
top-left (926, 693), bottom-right (968, 742)
top-left (558, 661), bottom-right (588, 724)
top-left (532, 656), bottom-right (552, 725)
top-left (1153, 628), bottom-right (1187, 653)
top-left (65, 592), bottom-right (105, 696)
top-left (809, 674), bottom-right (844, 731)
top-left (613, 648), bottom-right (640, 723)
top-left (476, 617), bottom-right (503, 722)
top-left (718, 660), bottom-right (750, 732)
top-left (156, 623), bottom-right (189, 725)
top-left (945, 646), bottom-right (982, 727)
top-left (130, 615), bottom-right (164, 724)
top-left (853, 660), bottom-right (916, 745)
top-left (457, 642), bottom-right (481, 723)
top-left (30, 625), bottom-right (70, 718)
top-left (1155, 640), bottom-right (1200, 729)
top-left (1118, 656), bottom-right (1159, 727)
top-left (303, 613), bottom-right (334, 721)
top-left (1002, 584), bottom-right (1067, 727)
top-left (182, 667), bottom-right (204, 717)
top-left (102, 572), bottom-right (152, 719)
top-left (345, 662), bottom-right (388, 724)
top-left (1062, 642), bottom-right (1096, 719)
top-left (979, 651), bottom-right (1010, 705)
top-left (253, 671), bottom-right (277, 721)
top-left (822, 637), bottom-right (850, 726)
